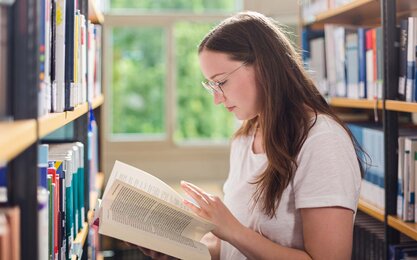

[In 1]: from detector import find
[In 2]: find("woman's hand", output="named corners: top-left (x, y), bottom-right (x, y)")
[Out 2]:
top-left (137, 247), bottom-right (178, 260)
top-left (180, 181), bottom-right (243, 242)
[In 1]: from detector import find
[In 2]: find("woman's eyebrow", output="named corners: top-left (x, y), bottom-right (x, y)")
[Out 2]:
top-left (209, 72), bottom-right (226, 80)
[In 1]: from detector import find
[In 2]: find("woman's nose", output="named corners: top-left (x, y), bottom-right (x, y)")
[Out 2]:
top-left (213, 91), bottom-right (225, 105)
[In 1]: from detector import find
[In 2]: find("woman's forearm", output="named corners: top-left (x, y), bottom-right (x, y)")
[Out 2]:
top-left (201, 232), bottom-right (220, 260)
top-left (229, 224), bottom-right (312, 260)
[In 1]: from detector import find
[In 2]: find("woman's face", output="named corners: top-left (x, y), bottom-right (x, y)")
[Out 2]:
top-left (199, 49), bottom-right (261, 121)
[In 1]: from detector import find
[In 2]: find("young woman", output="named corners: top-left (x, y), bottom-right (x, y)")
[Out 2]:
top-left (141, 11), bottom-right (362, 260)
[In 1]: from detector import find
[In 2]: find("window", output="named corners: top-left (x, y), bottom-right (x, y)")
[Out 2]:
top-left (106, 0), bottom-right (242, 143)
top-left (108, 0), bottom-right (239, 13)
top-left (111, 27), bottom-right (166, 138)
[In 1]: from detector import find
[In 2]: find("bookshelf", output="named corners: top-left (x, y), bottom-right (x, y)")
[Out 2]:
top-left (385, 100), bottom-right (417, 113)
top-left (303, 0), bottom-right (380, 28)
top-left (0, 120), bottom-right (37, 162)
top-left (358, 199), bottom-right (385, 222)
top-left (301, 0), bottom-right (417, 258)
top-left (0, 0), bottom-right (105, 259)
top-left (329, 97), bottom-right (383, 109)
top-left (303, 0), bottom-right (417, 28)
top-left (39, 95), bottom-right (104, 138)
top-left (72, 223), bottom-right (90, 260)
top-left (71, 172), bottom-right (104, 260)
top-left (388, 216), bottom-right (417, 241)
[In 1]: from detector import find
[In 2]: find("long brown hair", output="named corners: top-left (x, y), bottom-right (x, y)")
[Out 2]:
top-left (199, 11), bottom-right (365, 218)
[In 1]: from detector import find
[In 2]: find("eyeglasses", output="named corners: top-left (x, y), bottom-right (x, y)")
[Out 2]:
top-left (201, 62), bottom-right (247, 96)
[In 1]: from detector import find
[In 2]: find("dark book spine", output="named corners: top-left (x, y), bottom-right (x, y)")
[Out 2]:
top-left (398, 19), bottom-right (408, 101)
top-left (64, 0), bottom-right (74, 111)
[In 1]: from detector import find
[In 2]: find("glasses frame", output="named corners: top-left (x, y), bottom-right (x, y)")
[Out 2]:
top-left (201, 62), bottom-right (247, 95)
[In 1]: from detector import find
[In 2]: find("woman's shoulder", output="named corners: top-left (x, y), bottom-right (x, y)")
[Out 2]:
top-left (307, 114), bottom-right (347, 139)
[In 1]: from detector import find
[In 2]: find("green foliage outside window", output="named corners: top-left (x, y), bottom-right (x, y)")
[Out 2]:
top-left (109, 0), bottom-right (236, 12)
top-left (110, 0), bottom-right (239, 140)
top-left (112, 28), bottom-right (166, 135)
top-left (174, 22), bottom-right (236, 141)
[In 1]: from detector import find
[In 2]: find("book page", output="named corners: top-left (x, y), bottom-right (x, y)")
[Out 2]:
top-left (102, 179), bottom-right (213, 240)
top-left (103, 161), bottom-right (190, 212)
top-left (100, 179), bottom-right (213, 260)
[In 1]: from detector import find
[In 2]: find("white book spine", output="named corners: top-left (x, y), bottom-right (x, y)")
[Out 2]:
top-left (55, 0), bottom-right (66, 112)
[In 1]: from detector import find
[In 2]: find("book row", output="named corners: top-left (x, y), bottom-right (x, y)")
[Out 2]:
top-left (301, 0), bottom-right (354, 23)
top-left (349, 122), bottom-right (417, 224)
top-left (353, 211), bottom-right (417, 260)
top-left (0, 106), bottom-right (100, 260)
top-left (349, 123), bottom-right (385, 210)
top-left (304, 17), bottom-right (417, 102)
top-left (0, 0), bottom-right (103, 120)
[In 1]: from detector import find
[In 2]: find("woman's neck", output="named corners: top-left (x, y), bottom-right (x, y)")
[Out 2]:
top-left (252, 126), bottom-right (264, 154)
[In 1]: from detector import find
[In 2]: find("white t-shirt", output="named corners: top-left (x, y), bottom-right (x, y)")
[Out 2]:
top-left (220, 115), bottom-right (362, 260)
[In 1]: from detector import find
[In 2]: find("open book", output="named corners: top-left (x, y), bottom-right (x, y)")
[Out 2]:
top-left (97, 161), bottom-right (214, 260)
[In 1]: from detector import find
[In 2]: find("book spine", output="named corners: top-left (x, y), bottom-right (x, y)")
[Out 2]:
top-left (399, 19), bottom-right (408, 100)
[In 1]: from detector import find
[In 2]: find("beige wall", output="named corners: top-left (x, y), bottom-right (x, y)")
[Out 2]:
top-left (103, 144), bottom-right (230, 182)
top-left (244, 0), bottom-right (299, 23)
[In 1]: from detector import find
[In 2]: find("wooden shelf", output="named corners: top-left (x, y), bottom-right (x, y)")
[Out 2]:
top-left (385, 100), bottom-right (417, 113)
top-left (397, 0), bottom-right (417, 20)
top-left (329, 97), bottom-right (382, 110)
top-left (72, 222), bottom-right (89, 260)
top-left (89, 0), bottom-right (104, 24)
top-left (38, 95), bottom-right (104, 138)
top-left (388, 215), bottom-right (417, 241)
top-left (303, 0), bottom-right (417, 27)
top-left (0, 120), bottom-right (37, 162)
top-left (303, 0), bottom-right (380, 27)
top-left (92, 95), bottom-right (104, 109)
top-left (358, 199), bottom-right (384, 222)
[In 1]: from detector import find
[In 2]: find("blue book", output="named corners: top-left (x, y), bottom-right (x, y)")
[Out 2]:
top-left (358, 28), bottom-right (367, 99)
top-left (0, 165), bottom-right (7, 204)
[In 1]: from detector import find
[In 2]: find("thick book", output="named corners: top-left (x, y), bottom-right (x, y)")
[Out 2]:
top-left (97, 161), bottom-right (214, 260)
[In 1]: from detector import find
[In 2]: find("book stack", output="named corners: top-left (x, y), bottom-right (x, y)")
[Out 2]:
top-left (38, 0), bottom-right (103, 116)
top-left (38, 138), bottom-right (101, 260)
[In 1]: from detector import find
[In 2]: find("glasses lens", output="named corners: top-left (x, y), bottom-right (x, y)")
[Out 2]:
top-left (201, 81), bottom-right (214, 95)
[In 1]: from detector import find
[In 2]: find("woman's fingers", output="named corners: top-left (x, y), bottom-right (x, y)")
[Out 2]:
top-left (138, 247), bottom-right (170, 259)
top-left (181, 181), bottom-right (205, 194)
top-left (181, 181), bottom-right (212, 204)
top-left (183, 199), bottom-right (202, 213)
top-left (138, 246), bottom-right (152, 256)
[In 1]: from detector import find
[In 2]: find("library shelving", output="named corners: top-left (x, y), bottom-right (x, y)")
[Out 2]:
top-left (303, 0), bottom-right (380, 27)
top-left (388, 216), bottom-right (417, 241)
top-left (0, 120), bottom-right (37, 162)
top-left (0, 0), bottom-right (105, 259)
top-left (301, 0), bottom-right (417, 258)
top-left (358, 199), bottom-right (385, 222)
top-left (39, 94), bottom-right (104, 138)
top-left (72, 172), bottom-right (104, 260)
top-left (329, 97), bottom-right (383, 109)
top-left (385, 100), bottom-right (417, 113)
top-left (303, 0), bottom-right (417, 28)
